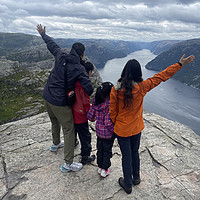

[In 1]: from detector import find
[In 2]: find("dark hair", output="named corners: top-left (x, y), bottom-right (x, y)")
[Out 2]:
top-left (118, 59), bottom-right (143, 109)
top-left (72, 42), bottom-right (85, 56)
top-left (84, 62), bottom-right (94, 74)
top-left (95, 82), bottom-right (113, 105)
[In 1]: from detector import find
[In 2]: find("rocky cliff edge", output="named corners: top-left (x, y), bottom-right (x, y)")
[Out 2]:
top-left (0, 112), bottom-right (199, 200)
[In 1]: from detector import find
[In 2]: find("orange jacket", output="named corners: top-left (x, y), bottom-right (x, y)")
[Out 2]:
top-left (109, 63), bottom-right (183, 137)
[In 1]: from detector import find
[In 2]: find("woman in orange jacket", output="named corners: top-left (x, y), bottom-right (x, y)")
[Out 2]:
top-left (109, 54), bottom-right (195, 194)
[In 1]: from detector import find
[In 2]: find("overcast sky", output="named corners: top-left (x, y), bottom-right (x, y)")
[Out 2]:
top-left (0, 0), bottom-right (200, 41)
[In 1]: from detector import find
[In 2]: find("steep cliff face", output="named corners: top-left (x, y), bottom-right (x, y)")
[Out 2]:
top-left (0, 112), bottom-right (199, 199)
top-left (145, 38), bottom-right (200, 89)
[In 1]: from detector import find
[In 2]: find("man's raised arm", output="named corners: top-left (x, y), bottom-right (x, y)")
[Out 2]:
top-left (36, 24), bottom-right (61, 57)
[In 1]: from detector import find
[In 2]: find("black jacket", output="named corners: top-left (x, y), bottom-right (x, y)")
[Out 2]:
top-left (41, 32), bottom-right (93, 106)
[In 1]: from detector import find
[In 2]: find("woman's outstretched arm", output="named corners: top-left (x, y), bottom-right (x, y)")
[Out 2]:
top-left (139, 54), bottom-right (195, 96)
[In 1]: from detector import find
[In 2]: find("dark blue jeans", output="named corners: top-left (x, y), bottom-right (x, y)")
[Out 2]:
top-left (117, 132), bottom-right (141, 188)
top-left (75, 122), bottom-right (92, 159)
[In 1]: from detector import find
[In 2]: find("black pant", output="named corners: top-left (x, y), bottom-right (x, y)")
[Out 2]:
top-left (97, 134), bottom-right (115, 171)
top-left (75, 122), bottom-right (92, 159)
top-left (117, 132), bottom-right (141, 188)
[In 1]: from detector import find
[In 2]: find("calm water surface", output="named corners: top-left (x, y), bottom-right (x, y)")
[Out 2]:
top-left (99, 49), bottom-right (200, 135)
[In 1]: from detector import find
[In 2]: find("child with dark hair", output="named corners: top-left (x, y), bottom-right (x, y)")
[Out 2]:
top-left (72, 62), bottom-right (96, 165)
top-left (87, 82), bottom-right (115, 177)
top-left (109, 54), bottom-right (195, 194)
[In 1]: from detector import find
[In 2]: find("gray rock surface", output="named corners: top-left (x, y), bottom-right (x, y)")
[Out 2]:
top-left (0, 112), bottom-right (199, 200)
top-left (0, 59), bottom-right (20, 77)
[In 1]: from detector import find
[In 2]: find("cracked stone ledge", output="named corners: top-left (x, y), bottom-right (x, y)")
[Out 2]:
top-left (0, 112), bottom-right (199, 199)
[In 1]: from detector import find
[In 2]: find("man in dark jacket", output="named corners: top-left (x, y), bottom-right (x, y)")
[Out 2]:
top-left (37, 24), bottom-right (93, 172)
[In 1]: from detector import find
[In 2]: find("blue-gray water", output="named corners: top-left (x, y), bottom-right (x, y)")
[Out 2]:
top-left (99, 49), bottom-right (200, 136)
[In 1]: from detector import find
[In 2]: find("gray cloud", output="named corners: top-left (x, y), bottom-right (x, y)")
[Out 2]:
top-left (0, 0), bottom-right (200, 41)
top-left (72, 0), bottom-right (199, 7)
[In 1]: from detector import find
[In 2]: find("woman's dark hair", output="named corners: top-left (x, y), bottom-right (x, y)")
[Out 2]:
top-left (95, 82), bottom-right (114, 105)
top-left (118, 59), bottom-right (143, 109)
top-left (84, 62), bottom-right (94, 74)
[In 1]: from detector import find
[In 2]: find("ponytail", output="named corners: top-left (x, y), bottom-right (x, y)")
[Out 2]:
top-left (95, 86), bottom-right (104, 105)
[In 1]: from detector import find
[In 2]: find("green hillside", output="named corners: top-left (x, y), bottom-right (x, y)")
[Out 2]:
top-left (0, 67), bottom-right (47, 124)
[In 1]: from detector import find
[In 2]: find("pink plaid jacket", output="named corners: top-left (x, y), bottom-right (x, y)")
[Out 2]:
top-left (87, 98), bottom-right (114, 139)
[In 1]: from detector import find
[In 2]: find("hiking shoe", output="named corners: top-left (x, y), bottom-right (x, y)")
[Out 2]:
top-left (60, 162), bottom-right (83, 172)
top-left (98, 167), bottom-right (102, 174)
top-left (100, 168), bottom-right (110, 178)
top-left (81, 155), bottom-right (96, 165)
top-left (133, 177), bottom-right (141, 185)
top-left (50, 141), bottom-right (64, 152)
top-left (118, 177), bottom-right (132, 194)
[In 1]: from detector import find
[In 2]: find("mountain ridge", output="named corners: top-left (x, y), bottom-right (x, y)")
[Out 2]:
top-left (0, 32), bottom-right (179, 68)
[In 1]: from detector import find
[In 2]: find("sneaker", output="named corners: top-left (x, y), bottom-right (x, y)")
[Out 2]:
top-left (50, 141), bottom-right (64, 152)
top-left (98, 167), bottom-right (102, 174)
top-left (118, 177), bottom-right (132, 194)
top-left (100, 168), bottom-right (110, 178)
top-left (81, 155), bottom-right (96, 165)
top-left (60, 162), bottom-right (83, 172)
top-left (133, 177), bottom-right (141, 185)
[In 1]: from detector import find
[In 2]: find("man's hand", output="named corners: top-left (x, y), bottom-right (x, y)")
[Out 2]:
top-left (37, 24), bottom-right (46, 35)
top-left (179, 54), bottom-right (195, 66)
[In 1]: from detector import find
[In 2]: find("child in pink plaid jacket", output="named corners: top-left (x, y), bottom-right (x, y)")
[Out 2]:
top-left (87, 82), bottom-right (115, 177)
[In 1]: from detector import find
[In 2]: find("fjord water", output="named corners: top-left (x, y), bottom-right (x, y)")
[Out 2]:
top-left (99, 49), bottom-right (200, 136)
